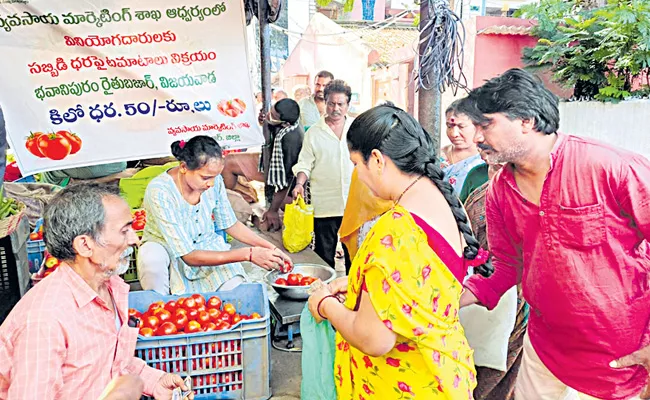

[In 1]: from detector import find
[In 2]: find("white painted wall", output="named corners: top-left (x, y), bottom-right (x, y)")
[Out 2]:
top-left (559, 100), bottom-right (650, 160)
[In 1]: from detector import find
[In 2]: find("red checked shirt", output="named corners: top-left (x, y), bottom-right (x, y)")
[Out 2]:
top-left (465, 134), bottom-right (650, 399)
top-left (0, 265), bottom-right (164, 400)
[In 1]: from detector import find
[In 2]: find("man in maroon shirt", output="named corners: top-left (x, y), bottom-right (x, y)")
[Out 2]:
top-left (458, 68), bottom-right (650, 399)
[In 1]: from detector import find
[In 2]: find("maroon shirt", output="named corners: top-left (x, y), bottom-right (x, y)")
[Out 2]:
top-left (465, 134), bottom-right (650, 399)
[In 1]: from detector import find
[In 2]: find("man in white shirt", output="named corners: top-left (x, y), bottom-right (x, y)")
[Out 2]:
top-left (299, 70), bottom-right (334, 129)
top-left (292, 80), bottom-right (354, 268)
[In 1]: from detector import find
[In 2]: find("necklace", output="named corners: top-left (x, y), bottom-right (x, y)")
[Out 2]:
top-left (395, 175), bottom-right (424, 206)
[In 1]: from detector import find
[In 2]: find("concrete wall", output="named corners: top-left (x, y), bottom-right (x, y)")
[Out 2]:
top-left (559, 100), bottom-right (650, 159)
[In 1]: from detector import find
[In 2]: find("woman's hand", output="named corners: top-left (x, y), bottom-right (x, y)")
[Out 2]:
top-left (308, 284), bottom-right (334, 323)
top-left (250, 247), bottom-right (284, 271)
top-left (328, 277), bottom-right (348, 296)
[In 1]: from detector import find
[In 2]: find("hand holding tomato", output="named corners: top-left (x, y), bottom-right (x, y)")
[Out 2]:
top-left (249, 247), bottom-right (284, 271)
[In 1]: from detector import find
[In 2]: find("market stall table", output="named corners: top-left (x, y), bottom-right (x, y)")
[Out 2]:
top-left (237, 228), bottom-right (339, 349)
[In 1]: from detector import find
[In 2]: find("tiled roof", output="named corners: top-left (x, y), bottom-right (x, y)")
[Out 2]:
top-left (477, 25), bottom-right (533, 35)
top-left (337, 21), bottom-right (419, 66)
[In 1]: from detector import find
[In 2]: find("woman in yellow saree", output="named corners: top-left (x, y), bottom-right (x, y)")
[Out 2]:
top-left (308, 105), bottom-right (494, 400)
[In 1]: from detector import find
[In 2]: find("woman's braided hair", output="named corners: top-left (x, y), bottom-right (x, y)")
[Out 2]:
top-left (347, 105), bottom-right (494, 277)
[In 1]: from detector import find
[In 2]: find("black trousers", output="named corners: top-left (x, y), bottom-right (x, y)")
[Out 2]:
top-left (314, 217), bottom-right (350, 269)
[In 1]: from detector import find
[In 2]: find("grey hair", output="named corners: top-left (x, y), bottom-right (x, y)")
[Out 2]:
top-left (43, 183), bottom-right (119, 261)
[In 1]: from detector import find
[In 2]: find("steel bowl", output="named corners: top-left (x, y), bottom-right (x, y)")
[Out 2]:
top-left (264, 263), bottom-right (335, 300)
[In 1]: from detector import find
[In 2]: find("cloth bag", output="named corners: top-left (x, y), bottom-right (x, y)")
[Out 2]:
top-left (282, 194), bottom-right (313, 253)
top-left (300, 304), bottom-right (337, 400)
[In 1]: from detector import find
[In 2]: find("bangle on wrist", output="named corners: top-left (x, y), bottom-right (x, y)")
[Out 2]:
top-left (249, 247), bottom-right (253, 262)
top-left (317, 294), bottom-right (340, 320)
top-left (295, 182), bottom-right (303, 187)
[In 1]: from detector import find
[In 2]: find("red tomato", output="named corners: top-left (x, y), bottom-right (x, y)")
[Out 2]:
top-left (185, 320), bottom-right (202, 334)
top-left (207, 296), bottom-right (222, 309)
top-left (215, 320), bottom-right (231, 330)
top-left (191, 294), bottom-right (206, 308)
top-left (250, 312), bottom-right (262, 320)
top-left (207, 308), bottom-right (221, 321)
top-left (223, 303), bottom-right (236, 316)
top-left (173, 313), bottom-right (189, 331)
top-left (231, 314), bottom-right (243, 325)
top-left (177, 297), bottom-right (186, 307)
top-left (218, 311), bottom-right (232, 324)
top-left (203, 322), bottom-right (217, 332)
top-left (197, 311), bottom-right (211, 324)
top-left (184, 297), bottom-right (197, 310)
top-left (37, 133), bottom-right (72, 160)
top-left (143, 315), bottom-right (160, 330)
top-left (287, 274), bottom-right (299, 286)
top-left (157, 309), bottom-right (172, 323)
top-left (56, 131), bottom-right (82, 154)
top-left (174, 308), bottom-right (188, 317)
top-left (295, 273), bottom-right (304, 281)
top-left (165, 300), bottom-right (178, 313)
top-left (128, 308), bottom-right (142, 319)
top-left (25, 132), bottom-right (45, 158)
top-left (148, 301), bottom-right (164, 314)
top-left (29, 232), bottom-right (40, 241)
top-left (156, 322), bottom-right (178, 336)
top-left (232, 98), bottom-right (247, 113)
top-left (187, 308), bottom-right (199, 321)
top-left (300, 276), bottom-right (315, 286)
top-left (196, 305), bottom-right (206, 314)
top-left (132, 220), bottom-right (145, 231)
top-left (217, 100), bottom-right (229, 116)
top-left (275, 278), bottom-right (288, 286)
top-left (139, 327), bottom-right (154, 337)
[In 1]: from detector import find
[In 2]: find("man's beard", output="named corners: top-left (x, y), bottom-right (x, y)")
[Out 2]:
top-left (101, 247), bottom-right (133, 278)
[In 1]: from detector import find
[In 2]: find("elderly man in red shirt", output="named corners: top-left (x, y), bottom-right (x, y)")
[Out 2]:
top-left (458, 69), bottom-right (650, 400)
top-left (0, 184), bottom-right (191, 400)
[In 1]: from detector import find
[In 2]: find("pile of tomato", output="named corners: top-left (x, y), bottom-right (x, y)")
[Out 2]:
top-left (131, 294), bottom-right (261, 337)
top-left (274, 273), bottom-right (317, 287)
top-left (25, 130), bottom-right (82, 160)
top-left (42, 254), bottom-right (61, 279)
top-left (132, 209), bottom-right (147, 231)
top-left (29, 224), bottom-right (44, 241)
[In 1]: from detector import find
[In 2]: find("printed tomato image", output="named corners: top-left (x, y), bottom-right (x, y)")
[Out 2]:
top-left (27, 130), bottom-right (83, 160)
top-left (37, 133), bottom-right (71, 160)
top-left (217, 98), bottom-right (247, 118)
top-left (57, 130), bottom-right (82, 154)
top-left (25, 132), bottom-right (45, 158)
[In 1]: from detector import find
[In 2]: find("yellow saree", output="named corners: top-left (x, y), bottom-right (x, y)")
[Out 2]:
top-left (334, 206), bottom-right (476, 399)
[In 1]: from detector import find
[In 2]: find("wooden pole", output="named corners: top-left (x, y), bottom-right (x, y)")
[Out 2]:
top-left (417, 0), bottom-right (441, 157)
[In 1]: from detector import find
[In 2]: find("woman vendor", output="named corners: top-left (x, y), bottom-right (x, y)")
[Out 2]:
top-left (137, 135), bottom-right (291, 295)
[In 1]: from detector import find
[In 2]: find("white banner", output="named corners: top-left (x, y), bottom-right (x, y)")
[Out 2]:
top-left (0, 0), bottom-right (263, 175)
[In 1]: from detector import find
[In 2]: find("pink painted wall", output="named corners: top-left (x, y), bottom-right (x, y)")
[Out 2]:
top-left (470, 16), bottom-right (572, 98)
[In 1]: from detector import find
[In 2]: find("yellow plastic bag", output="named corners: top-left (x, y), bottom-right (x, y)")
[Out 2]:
top-left (282, 194), bottom-right (314, 253)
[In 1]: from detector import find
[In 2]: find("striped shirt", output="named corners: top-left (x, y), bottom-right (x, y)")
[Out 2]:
top-left (142, 171), bottom-right (247, 294)
top-left (0, 265), bottom-right (164, 400)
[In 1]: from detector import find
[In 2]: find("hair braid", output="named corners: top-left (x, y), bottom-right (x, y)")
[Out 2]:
top-left (424, 160), bottom-right (494, 278)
